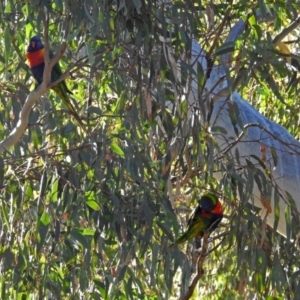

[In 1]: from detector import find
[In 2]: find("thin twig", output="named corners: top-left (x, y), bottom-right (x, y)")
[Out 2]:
top-left (206, 1), bottom-right (233, 59)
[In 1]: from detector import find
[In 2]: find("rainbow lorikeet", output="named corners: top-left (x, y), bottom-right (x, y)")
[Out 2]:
top-left (25, 35), bottom-right (85, 128)
top-left (171, 193), bottom-right (223, 246)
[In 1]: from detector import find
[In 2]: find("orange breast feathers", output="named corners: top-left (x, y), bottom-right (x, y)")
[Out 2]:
top-left (210, 201), bottom-right (223, 214)
top-left (25, 48), bottom-right (45, 68)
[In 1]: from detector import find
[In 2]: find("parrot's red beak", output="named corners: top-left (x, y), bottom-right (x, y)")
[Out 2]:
top-left (31, 41), bottom-right (36, 48)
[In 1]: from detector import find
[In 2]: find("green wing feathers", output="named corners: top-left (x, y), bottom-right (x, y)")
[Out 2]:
top-left (174, 215), bottom-right (210, 245)
top-left (51, 82), bottom-right (85, 129)
top-left (50, 63), bottom-right (85, 129)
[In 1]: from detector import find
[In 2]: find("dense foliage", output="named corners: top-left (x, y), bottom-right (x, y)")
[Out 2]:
top-left (0, 0), bottom-right (300, 299)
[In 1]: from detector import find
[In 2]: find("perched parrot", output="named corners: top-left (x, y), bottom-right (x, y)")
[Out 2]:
top-left (25, 35), bottom-right (85, 128)
top-left (170, 193), bottom-right (223, 246)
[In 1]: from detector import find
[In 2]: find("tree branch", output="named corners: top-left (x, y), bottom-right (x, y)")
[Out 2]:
top-left (0, 85), bottom-right (49, 153)
top-left (181, 231), bottom-right (209, 300)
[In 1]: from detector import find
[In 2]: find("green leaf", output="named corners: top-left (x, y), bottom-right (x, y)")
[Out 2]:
top-left (273, 189), bottom-right (280, 232)
top-left (4, 2), bottom-right (11, 13)
top-left (197, 61), bottom-right (205, 86)
top-left (38, 169), bottom-right (48, 203)
top-left (4, 27), bottom-right (11, 65)
top-left (248, 14), bottom-right (257, 26)
top-left (77, 228), bottom-right (95, 236)
top-left (87, 43), bottom-right (95, 64)
top-left (132, 0), bottom-right (142, 14)
top-left (87, 106), bottom-right (102, 115)
top-left (37, 222), bottom-right (49, 253)
top-left (211, 126), bottom-right (228, 134)
top-left (214, 41), bottom-right (235, 56)
top-left (0, 157), bottom-right (4, 188)
top-left (270, 147), bottom-right (278, 167)
top-left (110, 141), bottom-right (125, 157)
top-left (86, 200), bottom-right (100, 211)
top-left (69, 229), bottom-right (89, 249)
top-left (40, 211), bottom-right (50, 226)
